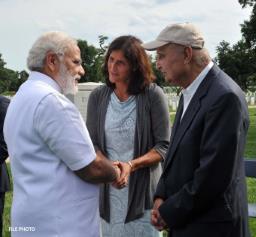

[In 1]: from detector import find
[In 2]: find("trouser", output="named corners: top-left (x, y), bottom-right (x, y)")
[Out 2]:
top-left (0, 192), bottom-right (5, 237)
top-left (168, 220), bottom-right (247, 237)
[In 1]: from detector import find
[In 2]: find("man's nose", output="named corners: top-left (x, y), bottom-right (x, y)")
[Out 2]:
top-left (156, 60), bottom-right (161, 70)
top-left (79, 65), bottom-right (85, 76)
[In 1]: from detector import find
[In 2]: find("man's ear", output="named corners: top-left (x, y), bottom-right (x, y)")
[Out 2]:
top-left (184, 47), bottom-right (193, 64)
top-left (45, 52), bottom-right (59, 72)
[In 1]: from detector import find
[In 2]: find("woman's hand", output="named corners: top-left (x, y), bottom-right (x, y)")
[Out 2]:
top-left (111, 161), bottom-right (132, 189)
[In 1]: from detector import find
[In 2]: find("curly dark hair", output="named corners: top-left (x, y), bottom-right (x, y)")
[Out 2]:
top-left (103, 35), bottom-right (155, 95)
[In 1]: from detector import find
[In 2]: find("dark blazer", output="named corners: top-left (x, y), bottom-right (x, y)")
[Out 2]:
top-left (155, 65), bottom-right (250, 237)
top-left (0, 96), bottom-right (11, 193)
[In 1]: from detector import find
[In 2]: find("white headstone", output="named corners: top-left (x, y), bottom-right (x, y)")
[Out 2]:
top-left (250, 96), bottom-right (255, 105)
top-left (73, 82), bottom-right (103, 122)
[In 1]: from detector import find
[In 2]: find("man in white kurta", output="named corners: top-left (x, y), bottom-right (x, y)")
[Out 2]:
top-left (4, 71), bottom-right (100, 236)
top-left (3, 32), bottom-right (118, 237)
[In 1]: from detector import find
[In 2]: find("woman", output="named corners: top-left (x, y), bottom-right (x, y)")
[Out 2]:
top-left (86, 35), bottom-right (170, 237)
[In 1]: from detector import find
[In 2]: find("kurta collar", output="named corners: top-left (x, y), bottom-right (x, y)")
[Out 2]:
top-left (28, 71), bottom-right (62, 93)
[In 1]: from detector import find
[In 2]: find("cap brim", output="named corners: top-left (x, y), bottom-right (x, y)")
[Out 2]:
top-left (142, 40), bottom-right (169, 51)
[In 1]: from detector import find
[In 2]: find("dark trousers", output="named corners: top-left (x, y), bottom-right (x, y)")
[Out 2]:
top-left (169, 220), bottom-right (249, 237)
top-left (0, 192), bottom-right (5, 237)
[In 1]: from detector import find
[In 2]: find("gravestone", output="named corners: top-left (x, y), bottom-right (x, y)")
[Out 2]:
top-left (67, 82), bottom-right (103, 122)
top-left (251, 96), bottom-right (255, 105)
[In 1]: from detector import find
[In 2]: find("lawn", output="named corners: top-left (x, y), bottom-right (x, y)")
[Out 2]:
top-left (3, 107), bottom-right (256, 237)
top-left (246, 106), bottom-right (256, 237)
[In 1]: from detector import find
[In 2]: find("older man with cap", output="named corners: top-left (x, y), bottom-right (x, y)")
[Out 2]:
top-left (142, 23), bottom-right (250, 237)
top-left (4, 31), bottom-right (120, 237)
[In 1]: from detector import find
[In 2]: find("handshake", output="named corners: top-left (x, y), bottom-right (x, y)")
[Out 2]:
top-left (111, 160), bottom-right (133, 189)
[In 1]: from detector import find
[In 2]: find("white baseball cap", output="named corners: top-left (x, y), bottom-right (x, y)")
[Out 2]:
top-left (142, 22), bottom-right (205, 50)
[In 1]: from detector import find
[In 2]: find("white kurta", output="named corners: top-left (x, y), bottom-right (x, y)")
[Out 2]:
top-left (4, 72), bottom-right (100, 237)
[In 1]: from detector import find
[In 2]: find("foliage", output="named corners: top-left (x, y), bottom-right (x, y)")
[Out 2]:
top-left (245, 107), bottom-right (256, 158)
top-left (77, 35), bottom-right (108, 83)
top-left (0, 68), bottom-right (27, 94)
top-left (0, 53), bottom-right (6, 68)
top-left (246, 107), bottom-right (256, 236)
top-left (215, 1), bottom-right (256, 92)
top-left (0, 54), bottom-right (28, 94)
top-left (241, 5), bottom-right (256, 49)
top-left (215, 40), bottom-right (256, 91)
top-left (78, 39), bottom-right (99, 82)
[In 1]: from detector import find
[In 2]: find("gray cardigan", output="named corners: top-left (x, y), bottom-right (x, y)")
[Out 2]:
top-left (86, 83), bottom-right (171, 223)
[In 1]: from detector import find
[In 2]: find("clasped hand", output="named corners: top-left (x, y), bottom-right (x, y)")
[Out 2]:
top-left (151, 198), bottom-right (167, 231)
top-left (111, 161), bottom-right (132, 189)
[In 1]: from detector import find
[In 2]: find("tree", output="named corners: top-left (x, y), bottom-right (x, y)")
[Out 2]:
top-left (0, 54), bottom-right (6, 68)
top-left (240, 3), bottom-right (256, 48)
top-left (92, 35), bottom-right (109, 83)
top-left (77, 39), bottom-right (98, 82)
top-left (0, 67), bottom-right (17, 93)
top-left (98, 35), bottom-right (108, 57)
top-left (0, 53), bottom-right (28, 94)
top-left (216, 40), bottom-right (256, 91)
top-left (215, 1), bottom-right (256, 92)
top-left (77, 36), bottom-right (108, 83)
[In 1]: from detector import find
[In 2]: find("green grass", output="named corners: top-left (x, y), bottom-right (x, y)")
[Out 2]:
top-left (3, 165), bottom-right (12, 237)
top-left (246, 106), bottom-right (256, 237)
top-left (3, 107), bottom-right (256, 237)
top-left (246, 107), bottom-right (256, 158)
top-left (248, 176), bottom-right (256, 237)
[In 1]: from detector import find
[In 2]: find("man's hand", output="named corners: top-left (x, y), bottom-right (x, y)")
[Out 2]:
top-left (111, 161), bottom-right (131, 189)
top-left (151, 198), bottom-right (167, 231)
top-left (74, 151), bottom-right (118, 184)
top-left (111, 161), bottom-right (122, 188)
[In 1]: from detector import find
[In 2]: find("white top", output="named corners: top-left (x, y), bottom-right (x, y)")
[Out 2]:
top-left (181, 61), bottom-right (214, 119)
top-left (4, 72), bottom-right (100, 237)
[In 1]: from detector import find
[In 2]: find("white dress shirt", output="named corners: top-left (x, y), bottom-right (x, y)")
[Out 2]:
top-left (181, 61), bottom-right (214, 119)
top-left (4, 72), bottom-right (100, 237)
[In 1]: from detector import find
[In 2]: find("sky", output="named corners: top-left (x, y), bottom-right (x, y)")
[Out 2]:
top-left (0, 0), bottom-right (252, 72)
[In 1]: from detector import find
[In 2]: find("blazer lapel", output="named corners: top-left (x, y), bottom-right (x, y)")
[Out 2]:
top-left (164, 98), bottom-right (201, 171)
top-left (164, 65), bottom-right (219, 171)
top-left (169, 94), bottom-right (184, 145)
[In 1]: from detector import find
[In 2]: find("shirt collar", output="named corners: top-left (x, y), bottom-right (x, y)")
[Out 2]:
top-left (28, 71), bottom-right (62, 93)
top-left (182, 61), bottom-right (214, 97)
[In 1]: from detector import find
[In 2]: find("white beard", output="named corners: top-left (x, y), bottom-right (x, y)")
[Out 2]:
top-left (56, 63), bottom-right (78, 95)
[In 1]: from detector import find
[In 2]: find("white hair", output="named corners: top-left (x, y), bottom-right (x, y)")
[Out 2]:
top-left (192, 48), bottom-right (211, 67)
top-left (27, 31), bottom-right (77, 71)
top-left (168, 43), bottom-right (211, 68)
